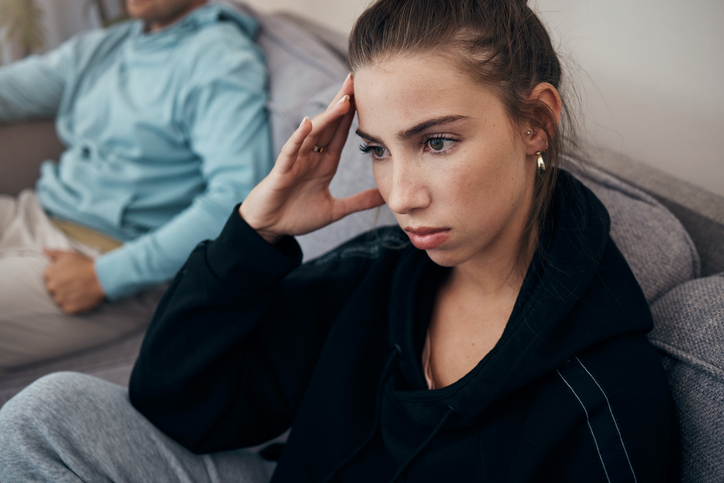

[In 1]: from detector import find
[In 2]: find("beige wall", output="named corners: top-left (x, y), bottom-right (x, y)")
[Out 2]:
top-left (244, 0), bottom-right (724, 196)
top-left (533, 0), bottom-right (724, 196)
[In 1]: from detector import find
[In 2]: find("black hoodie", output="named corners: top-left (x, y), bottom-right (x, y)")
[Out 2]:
top-left (130, 171), bottom-right (680, 482)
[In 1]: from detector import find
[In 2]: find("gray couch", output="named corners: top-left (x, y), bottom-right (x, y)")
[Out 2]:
top-left (1, 4), bottom-right (722, 481)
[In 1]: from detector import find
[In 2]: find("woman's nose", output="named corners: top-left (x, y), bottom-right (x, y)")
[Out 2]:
top-left (385, 159), bottom-right (430, 215)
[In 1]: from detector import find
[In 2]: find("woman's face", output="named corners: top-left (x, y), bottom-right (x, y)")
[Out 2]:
top-left (354, 54), bottom-right (537, 270)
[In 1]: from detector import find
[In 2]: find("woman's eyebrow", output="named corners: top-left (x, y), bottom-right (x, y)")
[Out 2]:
top-left (355, 128), bottom-right (382, 144)
top-left (397, 115), bottom-right (469, 140)
top-left (355, 115), bottom-right (469, 144)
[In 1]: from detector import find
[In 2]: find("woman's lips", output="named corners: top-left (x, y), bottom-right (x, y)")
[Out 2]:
top-left (404, 227), bottom-right (451, 250)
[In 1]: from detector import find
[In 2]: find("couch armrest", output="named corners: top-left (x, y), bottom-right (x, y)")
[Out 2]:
top-left (584, 144), bottom-right (724, 277)
top-left (0, 120), bottom-right (64, 196)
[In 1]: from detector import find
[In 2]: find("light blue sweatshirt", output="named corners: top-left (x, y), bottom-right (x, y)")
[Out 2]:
top-left (0, 5), bottom-right (272, 299)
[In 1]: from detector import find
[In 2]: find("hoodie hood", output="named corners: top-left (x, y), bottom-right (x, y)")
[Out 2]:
top-left (384, 169), bottom-right (653, 430)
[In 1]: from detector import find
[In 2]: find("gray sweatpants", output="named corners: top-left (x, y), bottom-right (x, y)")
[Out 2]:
top-left (0, 372), bottom-right (275, 482)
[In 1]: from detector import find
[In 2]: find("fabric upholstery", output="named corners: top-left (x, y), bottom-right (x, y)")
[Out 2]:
top-left (566, 159), bottom-right (701, 303)
top-left (660, 200), bottom-right (724, 278)
top-left (649, 273), bottom-right (724, 483)
top-left (0, 121), bottom-right (63, 197)
top-left (583, 144), bottom-right (724, 277)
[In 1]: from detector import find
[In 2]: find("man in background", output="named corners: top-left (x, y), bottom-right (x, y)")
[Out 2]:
top-left (0, 0), bottom-right (273, 369)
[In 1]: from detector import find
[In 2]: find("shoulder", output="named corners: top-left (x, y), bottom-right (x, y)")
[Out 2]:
top-left (188, 20), bottom-right (256, 53)
top-left (180, 22), bottom-right (266, 94)
top-left (52, 20), bottom-right (134, 66)
top-left (182, 10), bottom-right (263, 68)
top-left (578, 333), bottom-right (680, 473)
top-left (551, 339), bottom-right (679, 480)
top-left (76, 19), bottom-right (135, 46)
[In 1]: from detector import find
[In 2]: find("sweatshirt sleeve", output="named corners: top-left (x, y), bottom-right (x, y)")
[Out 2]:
top-left (128, 210), bottom-right (368, 453)
top-left (93, 35), bottom-right (273, 300)
top-left (0, 39), bottom-right (74, 122)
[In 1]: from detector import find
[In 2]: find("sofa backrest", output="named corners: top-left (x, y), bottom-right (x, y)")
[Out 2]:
top-left (649, 273), bottom-right (724, 481)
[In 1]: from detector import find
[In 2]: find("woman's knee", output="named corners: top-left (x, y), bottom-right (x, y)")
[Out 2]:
top-left (0, 372), bottom-right (121, 438)
top-left (0, 372), bottom-right (130, 480)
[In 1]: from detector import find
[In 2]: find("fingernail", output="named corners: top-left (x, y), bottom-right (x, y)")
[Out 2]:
top-left (299, 116), bottom-right (309, 129)
top-left (335, 95), bottom-right (350, 107)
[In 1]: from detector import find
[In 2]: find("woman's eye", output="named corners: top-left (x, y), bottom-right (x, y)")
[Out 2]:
top-left (425, 137), bottom-right (456, 154)
top-left (359, 143), bottom-right (390, 160)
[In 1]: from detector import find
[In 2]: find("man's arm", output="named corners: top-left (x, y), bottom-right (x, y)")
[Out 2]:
top-left (2, 35), bottom-right (93, 313)
top-left (94, 37), bottom-right (274, 300)
top-left (0, 39), bottom-right (75, 122)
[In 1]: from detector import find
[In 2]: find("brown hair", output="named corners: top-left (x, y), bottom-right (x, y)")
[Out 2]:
top-left (349, 0), bottom-right (578, 268)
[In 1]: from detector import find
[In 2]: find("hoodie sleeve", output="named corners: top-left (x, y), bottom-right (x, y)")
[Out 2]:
top-left (128, 210), bottom-right (374, 454)
top-left (0, 38), bottom-right (75, 122)
top-left (93, 27), bottom-right (273, 299)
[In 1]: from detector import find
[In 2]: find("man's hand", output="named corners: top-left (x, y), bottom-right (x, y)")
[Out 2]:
top-left (43, 249), bottom-right (106, 314)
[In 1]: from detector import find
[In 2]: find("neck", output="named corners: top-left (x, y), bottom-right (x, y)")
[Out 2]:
top-left (450, 250), bottom-right (526, 299)
top-left (147, 0), bottom-right (207, 33)
top-left (452, 221), bottom-right (537, 299)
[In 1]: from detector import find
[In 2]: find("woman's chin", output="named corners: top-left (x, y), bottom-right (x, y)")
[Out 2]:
top-left (423, 248), bottom-right (464, 268)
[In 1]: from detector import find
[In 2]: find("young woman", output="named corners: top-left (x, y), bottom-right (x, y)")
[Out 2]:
top-left (0, 0), bottom-right (679, 481)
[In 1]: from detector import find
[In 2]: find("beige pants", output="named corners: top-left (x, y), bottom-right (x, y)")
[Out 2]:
top-left (0, 191), bottom-right (164, 371)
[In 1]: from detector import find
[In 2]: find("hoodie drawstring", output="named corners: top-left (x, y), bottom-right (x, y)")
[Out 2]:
top-left (322, 344), bottom-right (402, 483)
top-left (388, 404), bottom-right (457, 483)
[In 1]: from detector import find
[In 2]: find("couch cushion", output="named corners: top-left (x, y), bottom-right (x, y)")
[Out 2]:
top-left (565, 158), bottom-right (701, 303)
top-left (648, 273), bottom-right (724, 482)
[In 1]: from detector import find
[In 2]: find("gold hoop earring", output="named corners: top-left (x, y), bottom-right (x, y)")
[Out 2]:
top-left (536, 152), bottom-right (546, 174)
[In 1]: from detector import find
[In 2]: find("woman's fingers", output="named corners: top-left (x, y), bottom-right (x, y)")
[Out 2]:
top-left (326, 95), bottom-right (356, 155)
top-left (302, 95), bottom-right (351, 156)
top-left (325, 73), bottom-right (353, 110)
top-left (301, 75), bottom-right (354, 155)
top-left (331, 188), bottom-right (385, 223)
top-left (275, 116), bottom-right (313, 173)
top-left (275, 74), bottom-right (354, 176)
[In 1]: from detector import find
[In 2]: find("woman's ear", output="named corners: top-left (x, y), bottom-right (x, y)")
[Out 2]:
top-left (524, 82), bottom-right (562, 156)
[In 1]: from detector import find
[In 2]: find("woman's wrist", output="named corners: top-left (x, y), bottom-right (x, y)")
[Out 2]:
top-left (238, 205), bottom-right (284, 245)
